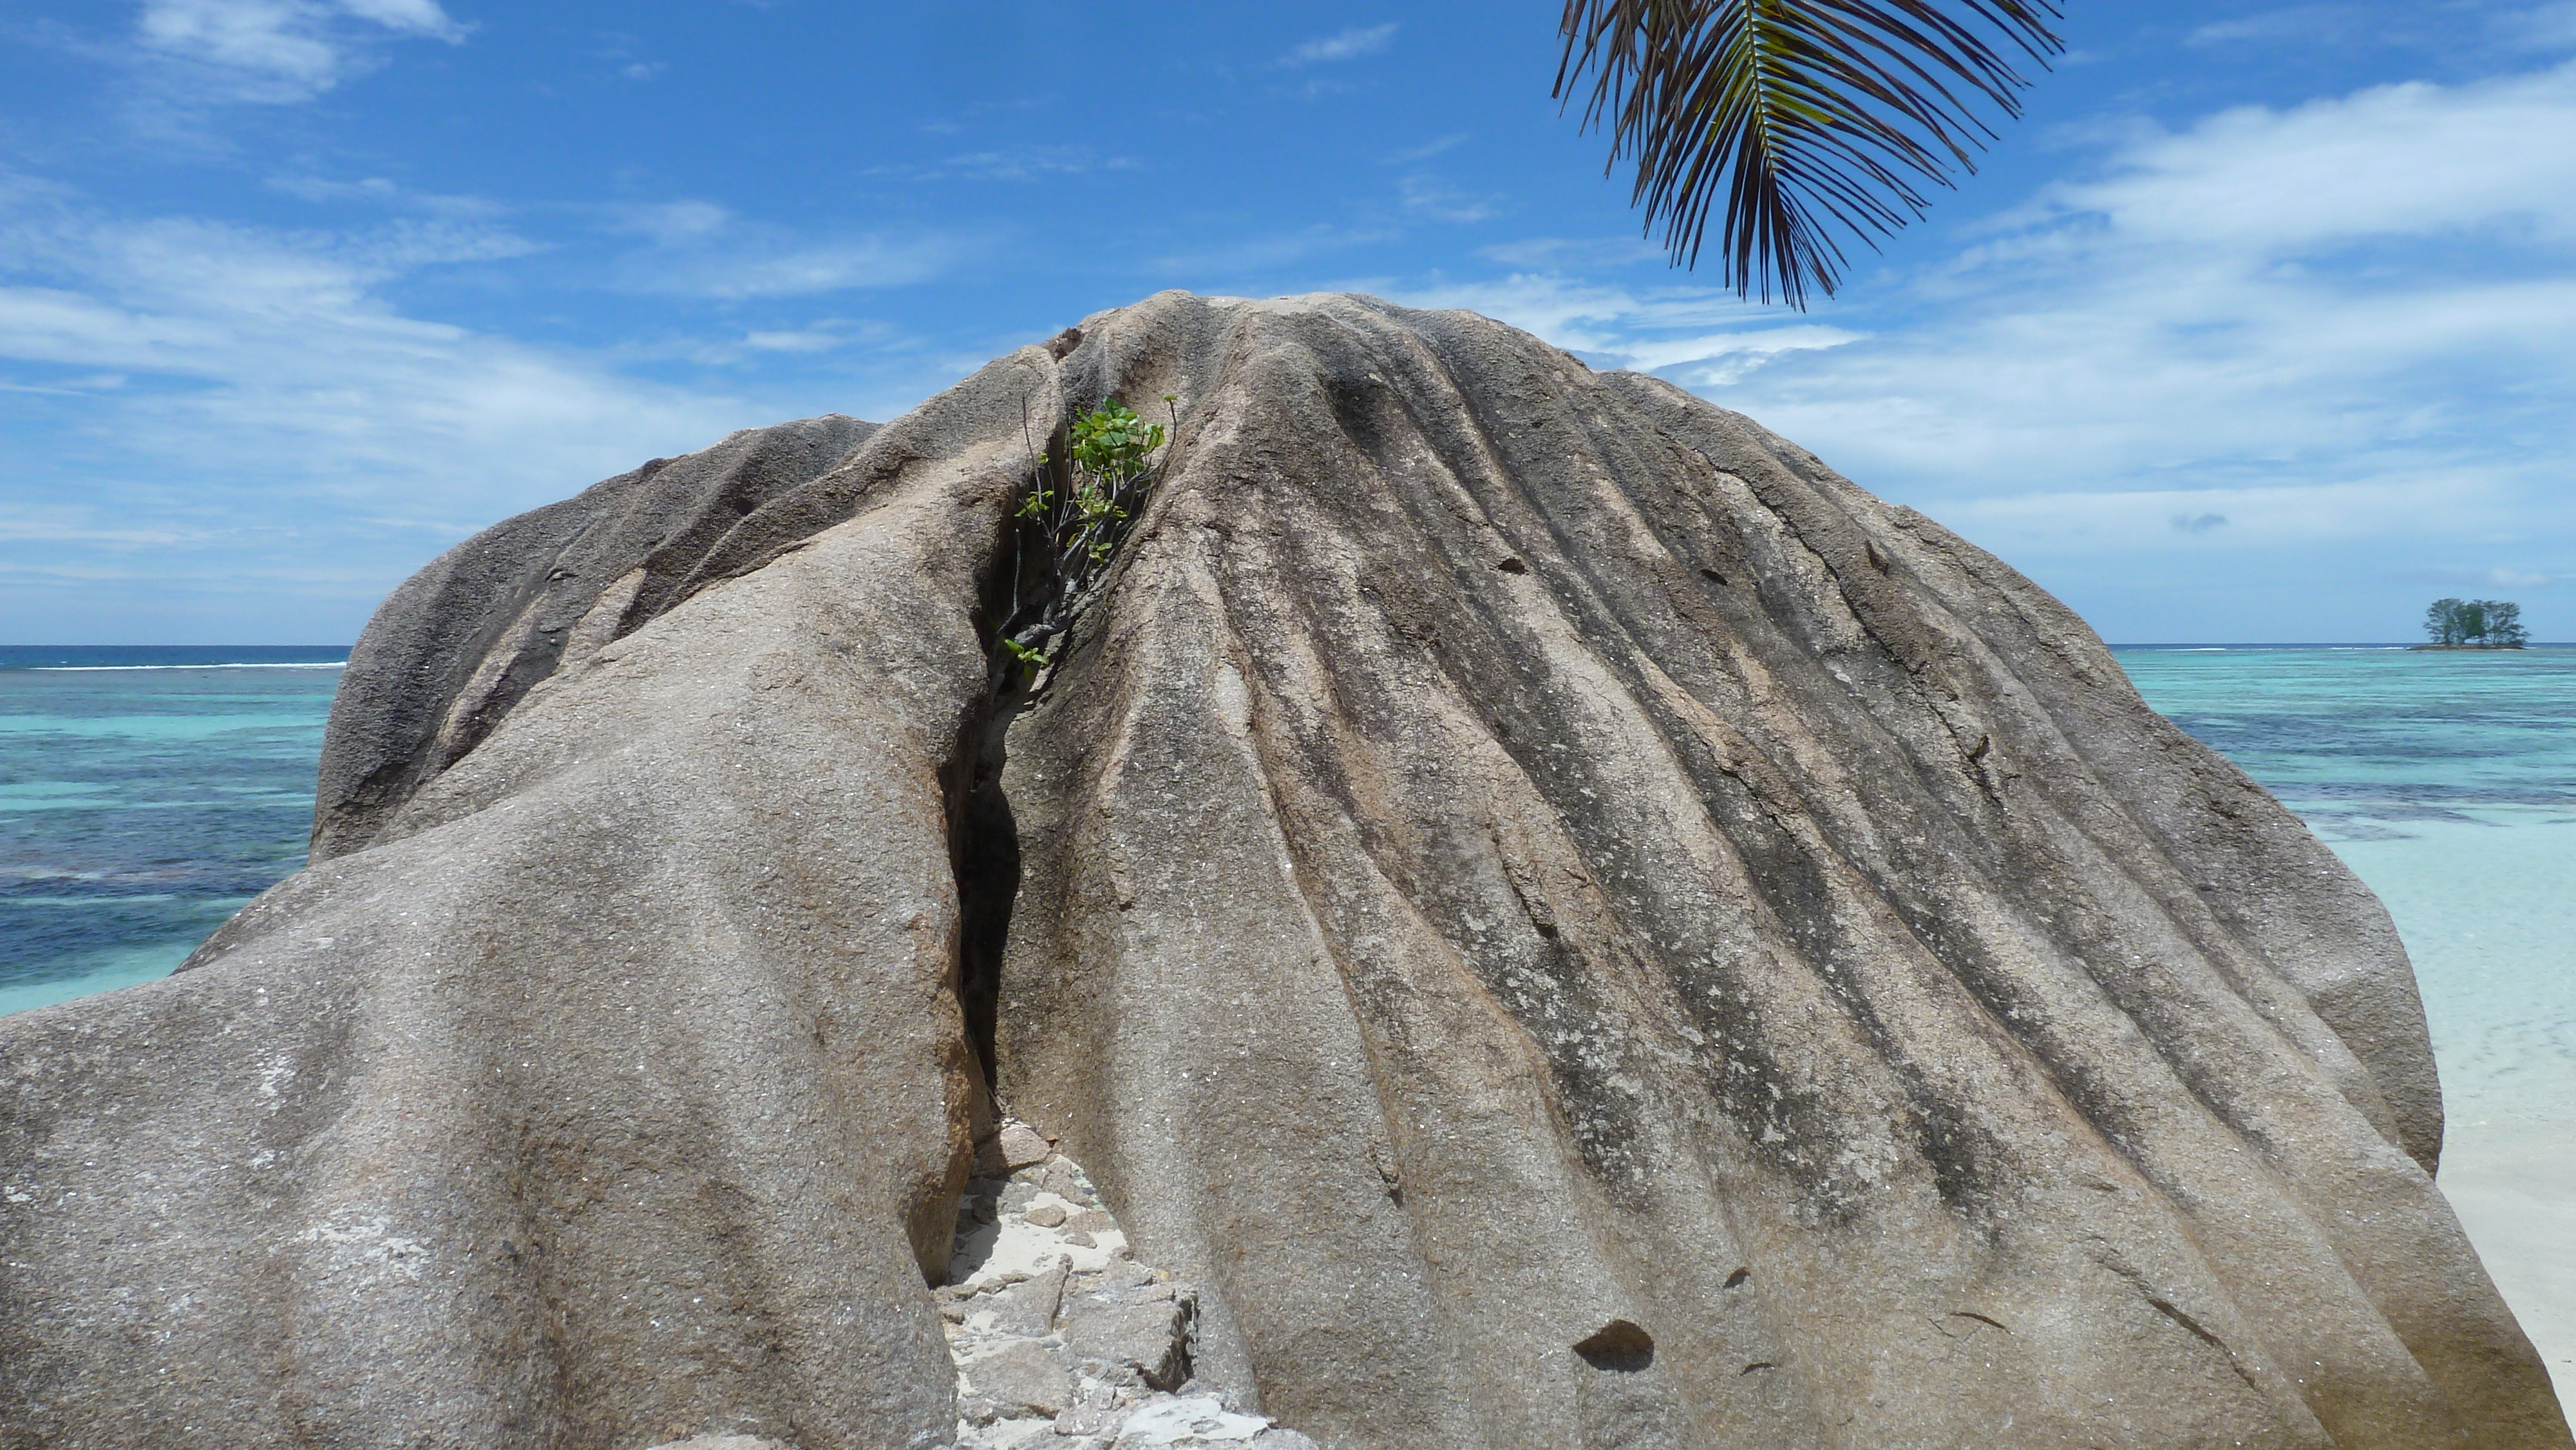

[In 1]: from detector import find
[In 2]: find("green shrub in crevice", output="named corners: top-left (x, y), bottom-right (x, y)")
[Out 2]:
top-left (991, 396), bottom-right (1174, 687)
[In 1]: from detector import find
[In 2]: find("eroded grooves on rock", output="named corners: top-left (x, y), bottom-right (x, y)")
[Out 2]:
top-left (1, 291), bottom-right (2566, 1450)
top-left (309, 413), bottom-right (878, 860)
top-left (1, 354), bottom-right (1074, 1449)
top-left (993, 294), bottom-right (2569, 1448)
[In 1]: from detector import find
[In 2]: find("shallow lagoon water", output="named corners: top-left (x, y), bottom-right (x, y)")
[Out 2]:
top-left (2119, 645), bottom-right (2576, 1129)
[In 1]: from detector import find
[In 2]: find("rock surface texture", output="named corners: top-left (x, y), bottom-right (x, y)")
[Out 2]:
top-left (1, 291), bottom-right (2566, 1450)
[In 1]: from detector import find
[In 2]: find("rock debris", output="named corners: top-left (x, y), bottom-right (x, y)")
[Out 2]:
top-left (939, 1121), bottom-right (1314, 1450)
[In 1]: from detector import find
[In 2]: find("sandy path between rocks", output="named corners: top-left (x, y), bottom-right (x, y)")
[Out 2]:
top-left (2443, 1124), bottom-right (2576, 1399)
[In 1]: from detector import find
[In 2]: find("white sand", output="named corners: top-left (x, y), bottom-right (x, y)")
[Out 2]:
top-left (946, 1189), bottom-right (1129, 1288)
top-left (2440, 1122), bottom-right (2576, 1400)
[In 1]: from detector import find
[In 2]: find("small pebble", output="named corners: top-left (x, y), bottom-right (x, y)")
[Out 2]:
top-left (1025, 1203), bottom-right (1066, 1228)
top-left (995, 1121), bottom-right (1054, 1171)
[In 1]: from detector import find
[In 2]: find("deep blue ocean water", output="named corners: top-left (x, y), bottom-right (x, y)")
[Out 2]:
top-left (4, 642), bottom-right (2570, 1129)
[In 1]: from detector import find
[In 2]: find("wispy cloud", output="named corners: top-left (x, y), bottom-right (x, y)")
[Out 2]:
top-left (0, 185), bottom-right (753, 635)
top-left (264, 174), bottom-right (506, 218)
top-left (1399, 175), bottom-right (1502, 224)
top-left (591, 30), bottom-right (665, 82)
top-left (1477, 236), bottom-right (1665, 269)
top-left (867, 147), bottom-right (1141, 184)
top-left (133, 0), bottom-right (467, 103)
top-left (605, 202), bottom-right (958, 298)
top-left (2186, 6), bottom-right (2369, 48)
top-left (1386, 134), bottom-right (1469, 165)
top-left (2503, 1), bottom-right (2576, 50)
top-left (1392, 272), bottom-right (1867, 382)
top-left (1281, 23), bottom-right (1397, 66)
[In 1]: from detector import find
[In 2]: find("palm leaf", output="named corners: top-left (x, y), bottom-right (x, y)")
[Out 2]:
top-left (1556, 0), bottom-right (2063, 308)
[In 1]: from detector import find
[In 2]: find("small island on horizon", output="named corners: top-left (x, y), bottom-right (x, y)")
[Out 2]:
top-left (2416, 597), bottom-right (2531, 650)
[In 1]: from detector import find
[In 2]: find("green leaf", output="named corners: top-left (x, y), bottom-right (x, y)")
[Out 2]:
top-left (1556, 0), bottom-right (2063, 308)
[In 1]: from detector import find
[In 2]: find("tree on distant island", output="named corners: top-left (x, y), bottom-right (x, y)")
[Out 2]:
top-left (2422, 598), bottom-right (2529, 648)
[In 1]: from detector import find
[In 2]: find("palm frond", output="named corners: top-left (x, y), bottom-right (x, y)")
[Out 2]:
top-left (1556, 0), bottom-right (2063, 308)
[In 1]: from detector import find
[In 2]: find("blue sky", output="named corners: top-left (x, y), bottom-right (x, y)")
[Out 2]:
top-left (3, 1), bottom-right (2572, 644)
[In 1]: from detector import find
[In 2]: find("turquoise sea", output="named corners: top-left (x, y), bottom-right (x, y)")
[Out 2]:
top-left (0, 646), bottom-right (345, 1015)
top-left (3, 644), bottom-right (2571, 1133)
top-left (2120, 645), bottom-right (2576, 1131)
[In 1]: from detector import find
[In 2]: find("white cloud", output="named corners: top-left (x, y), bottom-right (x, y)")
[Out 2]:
top-left (1940, 476), bottom-right (2524, 553)
top-left (605, 202), bottom-right (956, 298)
top-left (1721, 62), bottom-right (2576, 507)
top-left (1398, 175), bottom-right (1501, 223)
top-left (0, 186), bottom-right (752, 616)
top-left (1399, 61), bottom-right (2576, 636)
top-left (1282, 23), bottom-right (1398, 66)
top-left (1446, 64), bottom-right (2576, 539)
top-left (1391, 272), bottom-right (1866, 381)
top-left (2029, 65), bottom-right (2576, 250)
top-left (134, 0), bottom-right (466, 102)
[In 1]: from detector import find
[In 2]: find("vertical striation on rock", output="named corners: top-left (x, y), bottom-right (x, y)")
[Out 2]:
top-left (0, 291), bottom-right (2564, 1450)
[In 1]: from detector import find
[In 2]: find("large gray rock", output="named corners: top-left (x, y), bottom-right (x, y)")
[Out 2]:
top-left (0, 370), bottom-right (1034, 1448)
top-left (1, 292), bottom-right (2565, 1449)
top-left (310, 411), bottom-right (877, 860)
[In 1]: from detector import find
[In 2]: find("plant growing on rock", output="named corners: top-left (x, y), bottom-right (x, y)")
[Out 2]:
top-left (992, 397), bottom-right (1174, 685)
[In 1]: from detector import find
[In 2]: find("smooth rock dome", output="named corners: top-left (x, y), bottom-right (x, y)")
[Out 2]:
top-left (3, 292), bottom-right (2566, 1449)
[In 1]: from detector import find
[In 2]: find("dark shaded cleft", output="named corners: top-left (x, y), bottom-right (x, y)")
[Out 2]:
top-left (944, 498), bottom-right (1045, 1090)
top-left (1573, 1319), bottom-right (1656, 1372)
top-left (945, 714), bottom-right (1018, 1089)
